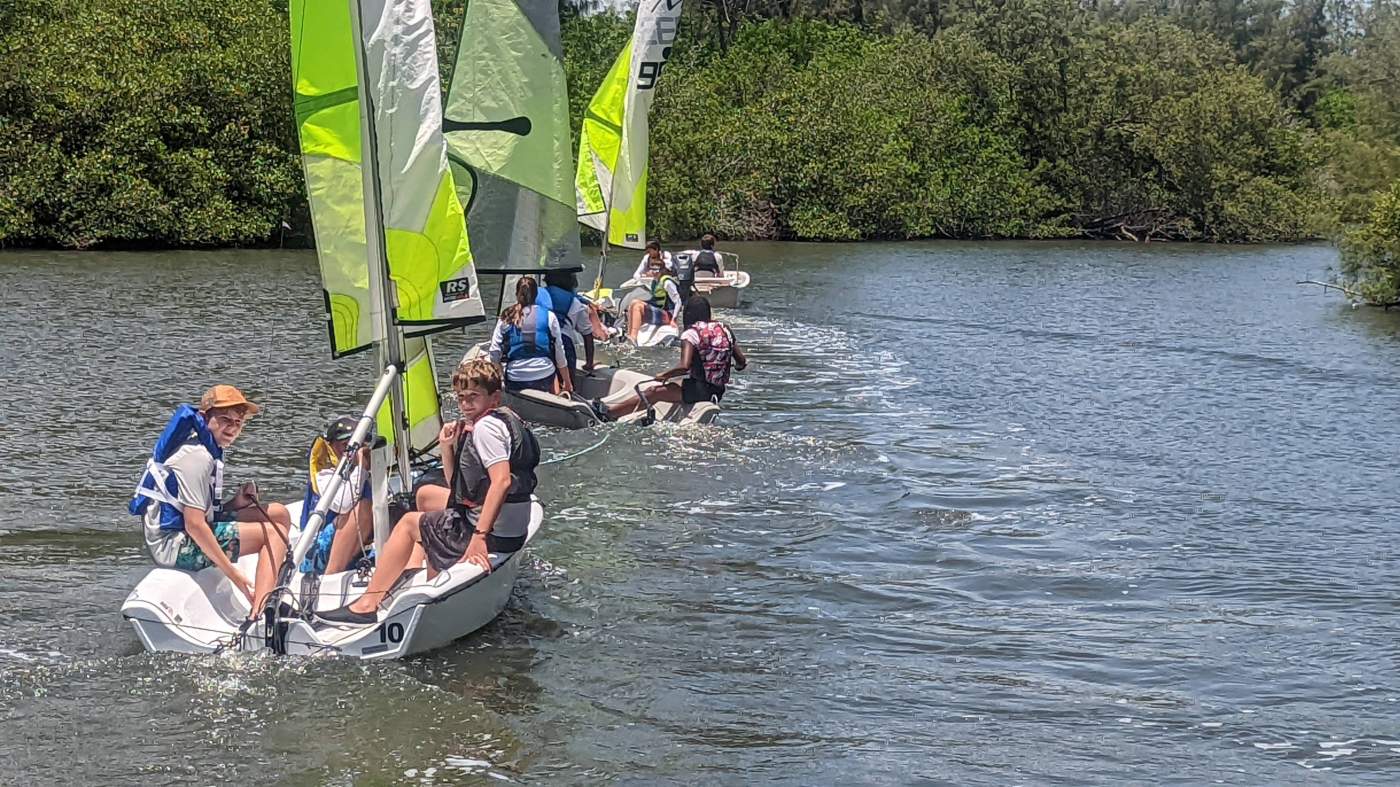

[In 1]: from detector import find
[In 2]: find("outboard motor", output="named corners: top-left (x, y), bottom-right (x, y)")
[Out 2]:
top-left (672, 252), bottom-right (696, 302)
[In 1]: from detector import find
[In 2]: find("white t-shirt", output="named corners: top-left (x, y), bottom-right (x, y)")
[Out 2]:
top-left (143, 442), bottom-right (220, 565)
top-left (486, 306), bottom-right (568, 381)
top-left (142, 443), bottom-right (216, 536)
top-left (631, 252), bottom-right (674, 281)
top-left (468, 416), bottom-right (530, 539)
top-left (315, 464), bottom-right (366, 515)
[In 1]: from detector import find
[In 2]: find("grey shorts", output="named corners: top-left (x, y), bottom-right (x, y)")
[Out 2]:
top-left (419, 509), bottom-right (526, 572)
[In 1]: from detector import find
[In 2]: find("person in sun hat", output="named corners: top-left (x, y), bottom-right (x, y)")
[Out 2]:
top-left (131, 384), bottom-right (292, 622)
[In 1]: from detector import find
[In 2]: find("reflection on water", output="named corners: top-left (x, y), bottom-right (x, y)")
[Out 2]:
top-left (3, 242), bottom-right (1400, 783)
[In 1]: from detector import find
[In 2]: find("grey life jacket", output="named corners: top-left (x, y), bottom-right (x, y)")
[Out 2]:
top-left (449, 409), bottom-right (540, 509)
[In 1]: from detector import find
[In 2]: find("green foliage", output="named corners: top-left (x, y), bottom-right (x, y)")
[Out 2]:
top-left (1340, 180), bottom-right (1400, 303)
top-left (0, 0), bottom-right (300, 248)
top-left (630, 12), bottom-right (1316, 241)
top-left (0, 0), bottom-right (1391, 248)
top-left (647, 22), bottom-right (1055, 240)
top-left (1321, 6), bottom-right (1400, 193)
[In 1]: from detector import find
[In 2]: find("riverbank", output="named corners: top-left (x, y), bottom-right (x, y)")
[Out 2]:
top-left (0, 6), bottom-right (1364, 249)
top-left (3, 3), bottom-right (1396, 292)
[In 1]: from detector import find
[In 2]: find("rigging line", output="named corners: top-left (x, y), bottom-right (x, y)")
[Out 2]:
top-left (540, 428), bottom-right (615, 466)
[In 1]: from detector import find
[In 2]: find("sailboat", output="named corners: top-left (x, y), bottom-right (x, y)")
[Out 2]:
top-left (121, 0), bottom-right (542, 659)
top-left (575, 0), bottom-right (688, 348)
top-left (449, 0), bottom-right (717, 427)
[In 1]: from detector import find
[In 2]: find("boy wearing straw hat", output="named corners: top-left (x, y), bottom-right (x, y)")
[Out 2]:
top-left (137, 385), bottom-right (292, 622)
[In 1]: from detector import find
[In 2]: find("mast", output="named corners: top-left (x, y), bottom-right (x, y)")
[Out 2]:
top-left (349, 0), bottom-right (411, 554)
top-left (594, 188), bottom-right (614, 291)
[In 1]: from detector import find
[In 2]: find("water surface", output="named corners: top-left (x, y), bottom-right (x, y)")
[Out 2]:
top-left (1, 241), bottom-right (1397, 784)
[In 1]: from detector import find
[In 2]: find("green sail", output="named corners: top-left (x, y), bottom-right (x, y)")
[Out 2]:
top-left (443, 0), bottom-right (581, 272)
top-left (290, 0), bottom-right (478, 449)
top-left (575, 0), bottom-right (683, 250)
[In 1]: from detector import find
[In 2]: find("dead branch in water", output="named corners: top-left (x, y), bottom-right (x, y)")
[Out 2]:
top-left (1296, 280), bottom-right (1400, 310)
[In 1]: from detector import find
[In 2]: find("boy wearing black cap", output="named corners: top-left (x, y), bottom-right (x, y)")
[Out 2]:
top-left (299, 415), bottom-right (377, 575)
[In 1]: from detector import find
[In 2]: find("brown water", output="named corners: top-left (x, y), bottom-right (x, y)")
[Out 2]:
top-left (2, 241), bottom-right (1399, 784)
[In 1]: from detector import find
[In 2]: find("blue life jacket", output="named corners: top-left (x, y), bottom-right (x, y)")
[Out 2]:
top-left (504, 304), bottom-right (553, 362)
top-left (544, 284), bottom-right (578, 330)
top-left (129, 405), bottom-right (223, 532)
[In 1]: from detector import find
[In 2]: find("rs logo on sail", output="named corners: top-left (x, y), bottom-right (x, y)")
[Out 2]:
top-left (440, 277), bottom-right (474, 302)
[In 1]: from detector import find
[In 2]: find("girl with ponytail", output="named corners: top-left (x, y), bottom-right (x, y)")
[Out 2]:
top-left (486, 276), bottom-right (572, 395)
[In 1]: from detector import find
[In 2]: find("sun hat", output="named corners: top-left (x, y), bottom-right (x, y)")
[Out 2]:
top-left (199, 384), bottom-right (261, 416)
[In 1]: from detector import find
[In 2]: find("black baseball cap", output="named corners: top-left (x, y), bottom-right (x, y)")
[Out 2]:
top-left (324, 415), bottom-right (387, 448)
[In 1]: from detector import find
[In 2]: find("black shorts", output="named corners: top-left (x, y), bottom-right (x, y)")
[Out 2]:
top-left (682, 377), bottom-right (725, 404)
top-left (419, 508), bottom-right (526, 572)
top-left (413, 468), bottom-right (447, 496)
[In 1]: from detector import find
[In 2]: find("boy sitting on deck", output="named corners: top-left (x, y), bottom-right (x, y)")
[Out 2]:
top-left (298, 415), bottom-right (376, 576)
top-left (131, 385), bottom-right (292, 622)
top-left (316, 359), bottom-right (540, 625)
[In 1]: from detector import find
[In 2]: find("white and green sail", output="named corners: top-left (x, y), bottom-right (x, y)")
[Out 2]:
top-left (443, 0), bottom-right (581, 273)
top-left (290, 0), bottom-right (481, 452)
top-left (575, 0), bottom-right (683, 251)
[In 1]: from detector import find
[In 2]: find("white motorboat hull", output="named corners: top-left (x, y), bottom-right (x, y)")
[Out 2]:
top-left (463, 344), bottom-right (720, 429)
top-left (632, 321), bottom-right (680, 348)
top-left (122, 501), bottom-right (543, 659)
top-left (621, 270), bottom-right (750, 309)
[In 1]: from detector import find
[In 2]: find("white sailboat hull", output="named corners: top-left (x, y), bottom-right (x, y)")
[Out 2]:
top-left (463, 344), bottom-right (720, 429)
top-left (122, 500), bottom-right (543, 659)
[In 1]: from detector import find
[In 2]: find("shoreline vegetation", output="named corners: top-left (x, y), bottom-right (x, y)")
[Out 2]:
top-left (0, 0), bottom-right (1397, 302)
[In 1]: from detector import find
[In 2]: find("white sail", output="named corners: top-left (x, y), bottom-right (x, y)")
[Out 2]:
top-left (575, 0), bottom-right (683, 250)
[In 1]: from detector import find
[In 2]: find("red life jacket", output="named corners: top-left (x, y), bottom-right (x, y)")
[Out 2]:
top-left (688, 321), bottom-right (734, 388)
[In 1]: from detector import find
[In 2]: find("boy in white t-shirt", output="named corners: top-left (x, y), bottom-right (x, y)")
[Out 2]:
top-left (317, 359), bottom-right (540, 625)
top-left (138, 385), bottom-right (292, 622)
